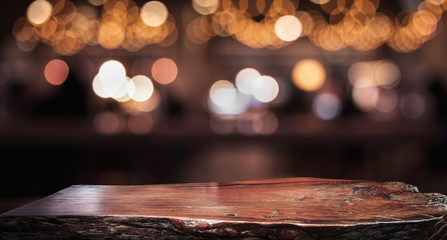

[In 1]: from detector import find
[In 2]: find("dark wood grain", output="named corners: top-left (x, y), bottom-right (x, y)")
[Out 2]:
top-left (1, 177), bottom-right (446, 239)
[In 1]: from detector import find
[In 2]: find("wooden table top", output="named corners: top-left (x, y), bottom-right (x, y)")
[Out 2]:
top-left (1, 177), bottom-right (447, 239)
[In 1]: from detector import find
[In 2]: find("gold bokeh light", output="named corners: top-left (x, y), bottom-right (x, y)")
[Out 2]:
top-left (292, 59), bottom-right (326, 92)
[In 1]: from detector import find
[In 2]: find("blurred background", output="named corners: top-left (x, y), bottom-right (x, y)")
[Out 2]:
top-left (1, 0), bottom-right (447, 213)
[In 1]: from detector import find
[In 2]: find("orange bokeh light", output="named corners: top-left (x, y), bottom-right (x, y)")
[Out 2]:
top-left (44, 59), bottom-right (69, 85)
top-left (151, 57), bottom-right (178, 84)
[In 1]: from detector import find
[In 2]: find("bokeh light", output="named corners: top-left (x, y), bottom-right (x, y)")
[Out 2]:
top-left (141, 1), bottom-right (168, 27)
top-left (348, 62), bottom-right (375, 88)
top-left (208, 80), bottom-right (249, 116)
top-left (120, 89), bottom-right (161, 114)
top-left (27, 0), bottom-right (53, 25)
top-left (252, 76), bottom-right (279, 103)
top-left (352, 86), bottom-right (379, 112)
top-left (400, 93), bottom-right (426, 119)
top-left (312, 93), bottom-right (343, 120)
top-left (274, 15), bottom-right (303, 42)
top-left (88, 0), bottom-right (107, 6)
top-left (349, 60), bottom-right (401, 88)
top-left (374, 61), bottom-right (401, 88)
top-left (151, 58), bottom-right (178, 85)
top-left (310, 0), bottom-right (331, 4)
top-left (96, 60), bottom-right (128, 98)
top-left (192, 0), bottom-right (220, 15)
top-left (292, 59), bottom-right (326, 92)
top-left (209, 80), bottom-right (237, 107)
top-left (44, 59), bottom-right (69, 86)
top-left (373, 88), bottom-right (398, 113)
top-left (129, 75), bottom-right (154, 102)
top-left (235, 68), bottom-right (261, 95)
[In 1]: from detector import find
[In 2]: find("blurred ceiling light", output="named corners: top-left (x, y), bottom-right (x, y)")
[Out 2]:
top-left (192, 0), bottom-right (220, 15)
top-left (129, 75), bottom-right (154, 102)
top-left (44, 59), bottom-right (69, 85)
top-left (274, 15), bottom-right (303, 42)
top-left (252, 76), bottom-right (279, 103)
top-left (141, 1), bottom-right (168, 27)
top-left (312, 93), bottom-right (342, 120)
top-left (151, 58), bottom-right (178, 84)
top-left (400, 93), bottom-right (426, 120)
top-left (27, 0), bottom-right (53, 25)
top-left (292, 59), bottom-right (326, 92)
top-left (235, 68), bottom-right (261, 95)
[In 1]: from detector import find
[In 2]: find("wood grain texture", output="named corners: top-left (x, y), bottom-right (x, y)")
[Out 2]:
top-left (1, 177), bottom-right (446, 239)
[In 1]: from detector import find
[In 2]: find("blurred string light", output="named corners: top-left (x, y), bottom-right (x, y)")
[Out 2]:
top-left (186, 0), bottom-right (447, 52)
top-left (348, 60), bottom-right (402, 115)
top-left (208, 68), bottom-right (280, 135)
top-left (14, 0), bottom-right (178, 55)
top-left (92, 58), bottom-right (175, 115)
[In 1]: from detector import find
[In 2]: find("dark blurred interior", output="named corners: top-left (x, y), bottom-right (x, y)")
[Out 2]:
top-left (1, 0), bottom-right (447, 213)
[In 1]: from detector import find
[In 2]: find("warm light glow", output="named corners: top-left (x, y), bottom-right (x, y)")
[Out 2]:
top-left (120, 89), bottom-right (161, 113)
top-left (27, 0), bottom-right (53, 25)
top-left (209, 80), bottom-right (237, 107)
top-left (129, 75), bottom-right (154, 102)
top-left (88, 0), bottom-right (107, 6)
top-left (235, 68), bottom-right (261, 95)
top-left (44, 59), bottom-right (69, 85)
top-left (312, 93), bottom-right (343, 120)
top-left (141, 1), bottom-right (168, 27)
top-left (151, 58), bottom-right (178, 84)
top-left (208, 80), bottom-right (249, 115)
top-left (310, 0), bottom-right (331, 4)
top-left (352, 86), bottom-right (379, 112)
top-left (274, 15), bottom-right (303, 42)
top-left (348, 62), bottom-right (375, 88)
top-left (400, 93), bottom-right (426, 119)
top-left (96, 60), bottom-right (128, 98)
top-left (374, 61), bottom-right (401, 88)
top-left (192, 0), bottom-right (219, 15)
top-left (252, 75), bottom-right (279, 103)
top-left (349, 60), bottom-right (401, 89)
top-left (292, 59), bottom-right (326, 92)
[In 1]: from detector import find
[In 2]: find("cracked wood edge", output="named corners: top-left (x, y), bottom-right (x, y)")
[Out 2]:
top-left (1, 177), bottom-right (446, 239)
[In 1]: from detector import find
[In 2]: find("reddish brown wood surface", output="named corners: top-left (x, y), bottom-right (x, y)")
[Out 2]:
top-left (1, 177), bottom-right (447, 239)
